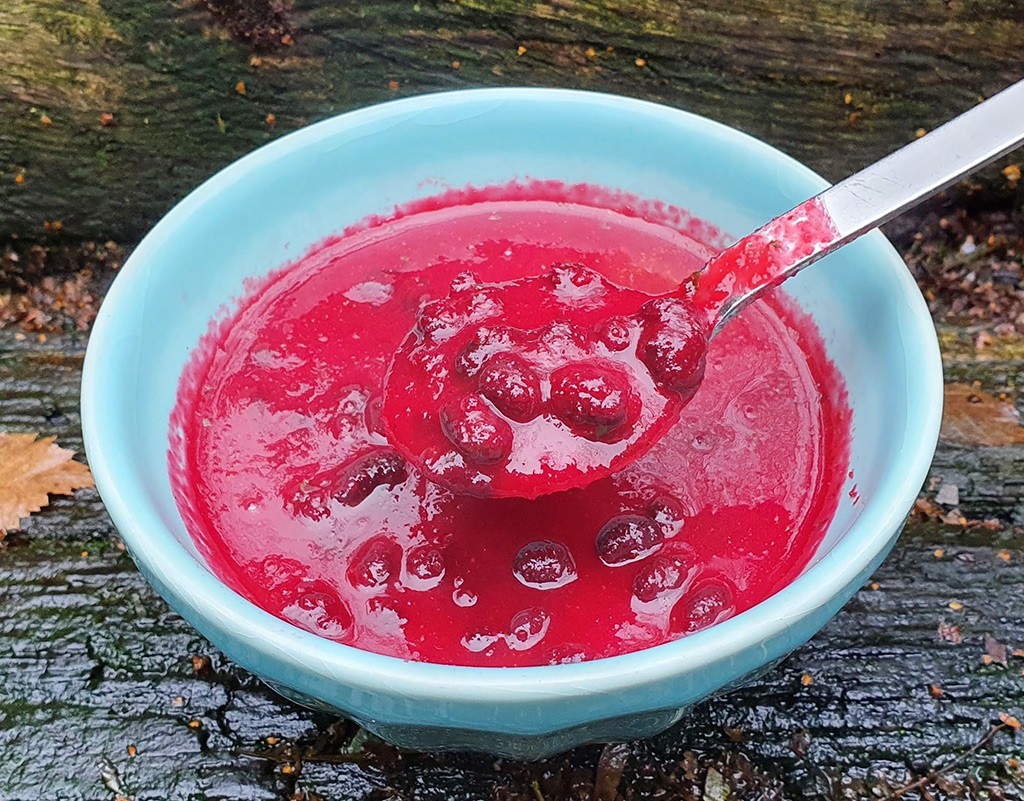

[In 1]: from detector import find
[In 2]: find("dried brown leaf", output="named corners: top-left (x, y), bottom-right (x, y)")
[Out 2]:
top-left (941, 384), bottom-right (1024, 447)
top-left (985, 634), bottom-right (1009, 666)
top-left (938, 622), bottom-right (964, 644)
top-left (593, 742), bottom-right (630, 801)
top-left (0, 433), bottom-right (94, 535)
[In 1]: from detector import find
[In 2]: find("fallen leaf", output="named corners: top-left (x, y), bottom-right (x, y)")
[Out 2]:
top-left (593, 742), bottom-right (630, 801)
top-left (682, 751), bottom-right (698, 781)
top-left (216, 113), bottom-right (227, 134)
top-left (703, 766), bottom-right (728, 801)
top-left (985, 634), bottom-right (1009, 666)
top-left (938, 622), bottom-right (964, 644)
top-left (40, 114), bottom-right (52, 126)
top-left (914, 497), bottom-right (942, 519)
top-left (0, 433), bottom-right (94, 535)
top-left (948, 601), bottom-right (965, 612)
top-left (941, 384), bottom-right (1024, 447)
top-left (100, 112), bottom-right (116, 127)
top-left (1000, 712), bottom-right (1022, 730)
top-left (191, 654), bottom-right (211, 674)
top-left (235, 80), bottom-right (246, 95)
top-left (1004, 164), bottom-right (1021, 187)
top-left (929, 683), bottom-right (944, 699)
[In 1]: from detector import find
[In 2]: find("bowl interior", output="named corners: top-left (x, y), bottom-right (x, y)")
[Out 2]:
top-left (83, 89), bottom-right (940, 690)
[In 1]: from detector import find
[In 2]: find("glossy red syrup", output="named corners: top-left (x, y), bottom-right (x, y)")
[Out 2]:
top-left (170, 182), bottom-right (851, 667)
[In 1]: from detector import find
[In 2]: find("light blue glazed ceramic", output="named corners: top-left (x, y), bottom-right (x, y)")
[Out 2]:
top-left (81, 88), bottom-right (943, 759)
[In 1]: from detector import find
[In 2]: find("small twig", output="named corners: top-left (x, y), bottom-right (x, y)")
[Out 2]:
top-left (891, 722), bottom-right (1008, 797)
top-left (531, 779), bottom-right (546, 801)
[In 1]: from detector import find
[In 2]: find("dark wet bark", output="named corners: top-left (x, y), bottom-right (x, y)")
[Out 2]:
top-left (2, 331), bottom-right (1023, 799)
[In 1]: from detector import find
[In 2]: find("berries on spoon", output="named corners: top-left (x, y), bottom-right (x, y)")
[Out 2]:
top-left (382, 264), bottom-right (697, 498)
top-left (478, 353), bottom-right (542, 423)
top-left (637, 296), bottom-right (710, 401)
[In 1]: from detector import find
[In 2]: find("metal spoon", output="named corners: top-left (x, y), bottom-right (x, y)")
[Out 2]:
top-left (702, 78), bottom-right (1024, 334)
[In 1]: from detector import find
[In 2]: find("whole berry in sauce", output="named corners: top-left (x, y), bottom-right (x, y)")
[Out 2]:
top-left (513, 541), bottom-right (578, 589)
top-left (334, 448), bottom-right (408, 506)
top-left (596, 514), bottom-right (664, 567)
top-left (549, 361), bottom-right (636, 440)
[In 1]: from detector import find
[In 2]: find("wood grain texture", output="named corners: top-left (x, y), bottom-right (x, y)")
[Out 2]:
top-left (2, 0), bottom-right (1023, 246)
top-left (1, 331), bottom-right (1024, 799)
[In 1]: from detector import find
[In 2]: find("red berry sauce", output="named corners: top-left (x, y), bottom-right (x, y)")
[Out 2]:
top-left (169, 181), bottom-right (851, 667)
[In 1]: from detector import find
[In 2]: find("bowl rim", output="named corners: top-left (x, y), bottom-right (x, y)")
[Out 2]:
top-left (81, 86), bottom-right (943, 707)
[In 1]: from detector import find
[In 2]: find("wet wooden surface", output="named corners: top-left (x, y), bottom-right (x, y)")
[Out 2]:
top-left (2, 331), bottom-right (1023, 800)
top-left (3, 1), bottom-right (1024, 797)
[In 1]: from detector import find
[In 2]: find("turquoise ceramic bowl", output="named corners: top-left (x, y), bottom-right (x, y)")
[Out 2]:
top-left (81, 88), bottom-right (942, 759)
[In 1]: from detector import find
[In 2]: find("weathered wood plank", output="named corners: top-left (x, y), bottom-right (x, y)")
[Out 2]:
top-left (2, 332), bottom-right (1024, 799)
top-left (2, 0), bottom-right (1023, 246)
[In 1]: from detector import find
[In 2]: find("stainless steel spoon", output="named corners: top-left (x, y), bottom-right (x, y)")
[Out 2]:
top-left (703, 78), bottom-right (1024, 334)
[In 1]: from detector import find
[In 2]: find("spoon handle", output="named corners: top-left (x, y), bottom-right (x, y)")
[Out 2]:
top-left (702, 78), bottom-right (1024, 329)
